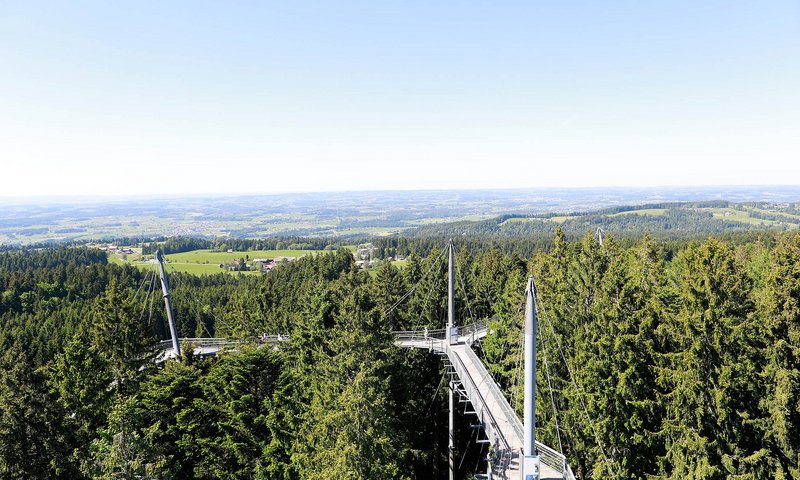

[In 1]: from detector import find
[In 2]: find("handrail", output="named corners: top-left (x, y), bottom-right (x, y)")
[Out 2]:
top-left (457, 319), bottom-right (487, 337)
top-left (396, 320), bottom-right (573, 476)
top-left (461, 345), bottom-right (525, 440)
top-left (565, 464), bottom-right (577, 480)
top-left (460, 343), bottom-right (567, 474)
top-left (393, 328), bottom-right (447, 341)
top-left (156, 338), bottom-right (239, 350)
top-left (392, 320), bottom-right (487, 343)
top-left (155, 335), bottom-right (289, 352)
top-left (447, 346), bottom-right (515, 474)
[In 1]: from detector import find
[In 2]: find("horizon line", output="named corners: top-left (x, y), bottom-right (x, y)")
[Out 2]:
top-left (1, 183), bottom-right (799, 204)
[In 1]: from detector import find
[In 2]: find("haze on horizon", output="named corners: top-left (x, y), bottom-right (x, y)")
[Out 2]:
top-left (1, 1), bottom-right (798, 198)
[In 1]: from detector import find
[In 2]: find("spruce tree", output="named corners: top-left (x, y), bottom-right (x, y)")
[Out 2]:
top-left (760, 233), bottom-right (800, 478)
top-left (90, 279), bottom-right (157, 394)
top-left (658, 239), bottom-right (767, 479)
top-left (0, 344), bottom-right (76, 478)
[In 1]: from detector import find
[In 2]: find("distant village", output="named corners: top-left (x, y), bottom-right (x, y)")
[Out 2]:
top-left (87, 242), bottom-right (404, 274)
top-left (222, 255), bottom-right (297, 272)
top-left (92, 244), bottom-right (135, 255)
top-left (354, 242), bottom-right (405, 269)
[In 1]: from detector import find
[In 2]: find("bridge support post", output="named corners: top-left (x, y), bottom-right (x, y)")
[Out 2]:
top-left (446, 239), bottom-right (456, 480)
top-left (449, 379), bottom-right (455, 480)
top-left (523, 277), bottom-right (540, 479)
top-left (447, 239), bottom-right (455, 345)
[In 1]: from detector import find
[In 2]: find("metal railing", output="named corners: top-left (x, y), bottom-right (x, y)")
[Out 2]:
top-left (393, 327), bottom-right (447, 342)
top-left (393, 320), bottom-right (488, 344)
top-left (156, 335), bottom-right (289, 352)
top-left (447, 347), bottom-right (515, 475)
top-left (258, 334), bottom-right (289, 343)
top-left (565, 464), bottom-right (577, 480)
top-left (457, 319), bottom-right (487, 338)
top-left (387, 322), bottom-right (575, 476)
top-left (156, 337), bottom-right (239, 350)
top-left (460, 343), bottom-right (568, 475)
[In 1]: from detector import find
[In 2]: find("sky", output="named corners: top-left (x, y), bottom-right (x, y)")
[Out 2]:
top-left (1, 1), bottom-right (798, 197)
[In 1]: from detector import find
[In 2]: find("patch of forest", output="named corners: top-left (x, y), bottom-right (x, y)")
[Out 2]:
top-left (0, 231), bottom-right (799, 479)
top-left (411, 201), bottom-right (800, 239)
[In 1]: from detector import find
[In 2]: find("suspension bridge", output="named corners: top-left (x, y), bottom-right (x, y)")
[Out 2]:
top-left (151, 244), bottom-right (578, 480)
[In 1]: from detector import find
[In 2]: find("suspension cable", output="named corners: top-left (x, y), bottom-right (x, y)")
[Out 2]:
top-left (538, 292), bottom-right (612, 471)
top-left (483, 292), bottom-right (525, 389)
top-left (148, 269), bottom-right (157, 328)
top-left (453, 254), bottom-right (477, 325)
top-left (139, 265), bottom-right (157, 323)
top-left (410, 247), bottom-right (448, 332)
top-left (181, 275), bottom-right (217, 339)
top-left (473, 440), bottom-right (486, 475)
top-left (539, 316), bottom-right (563, 454)
top-left (425, 367), bottom-right (449, 416)
top-left (399, 246), bottom-right (448, 362)
top-left (510, 329), bottom-right (524, 412)
top-left (384, 244), bottom-right (448, 318)
top-left (458, 419), bottom-right (479, 470)
top-left (131, 266), bottom-right (152, 306)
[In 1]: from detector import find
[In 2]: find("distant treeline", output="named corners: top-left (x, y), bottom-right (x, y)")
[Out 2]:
top-left (521, 200), bottom-right (732, 219)
top-left (140, 236), bottom-right (339, 255)
top-left (141, 237), bottom-right (213, 255)
top-left (211, 237), bottom-right (336, 252)
top-left (0, 247), bottom-right (107, 272)
top-left (411, 201), bottom-right (800, 239)
top-left (368, 229), bottom-right (787, 261)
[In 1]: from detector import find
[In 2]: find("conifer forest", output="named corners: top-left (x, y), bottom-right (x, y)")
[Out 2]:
top-left (0, 230), bottom-right (799, 479)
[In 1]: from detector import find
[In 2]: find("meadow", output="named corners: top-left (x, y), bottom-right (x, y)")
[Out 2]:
top-left (499, 205), bottom-right (798, 230)
top-left (112, 248), bottom-right (323, 275)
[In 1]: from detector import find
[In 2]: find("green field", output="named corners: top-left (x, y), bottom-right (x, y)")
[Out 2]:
top-left (164, 249), bottom-right (320, 264)
top-left (114, 249), bottom-right (322, 275)
top-left (700, 208), bottom-right (776, 226)
top-left (507, 208), bottom-right (669, 224)
top-left (504, 207), bottom-right (796, 230)
top-left (162, 262), bottom-right (261, 276)
top-left (743, 207), bottom-right (800, 225)
top-left (694, 207), bottom-right (798, 230)
top-left (547, 215), bottom-right (575, 223)
top-left (608, 208), bottom-right (668, 217)
top-left (501, 216), bottom-right (569, 225)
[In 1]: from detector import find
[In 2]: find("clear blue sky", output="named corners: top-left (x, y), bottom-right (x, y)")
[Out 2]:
top-left (1, 1), bottom-right (798, 197)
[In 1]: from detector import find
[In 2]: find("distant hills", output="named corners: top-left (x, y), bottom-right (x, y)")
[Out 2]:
top-left (411, 201), bottom-right (800, 239)
top-left (1, 186), bottom-right (799, 244)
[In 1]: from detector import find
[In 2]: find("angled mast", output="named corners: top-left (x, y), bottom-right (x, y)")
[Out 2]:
top-left (155, 250), bottom-right (181, 357)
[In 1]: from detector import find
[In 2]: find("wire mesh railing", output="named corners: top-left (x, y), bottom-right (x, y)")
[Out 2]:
top-left (393, 327), bottom-right (447, 341)
top-left (461, 339), bottom-right (568, 475)
top-left (156, 337), bottom-right (239, 350)
top-left (156, 334), bottom-right (289, 352)
top-left (393, 320), bottom-right (488, 344)
top-left (457, 319), bottom-right (487, 337)
top-left (448, 346), bottom-right (515, 474)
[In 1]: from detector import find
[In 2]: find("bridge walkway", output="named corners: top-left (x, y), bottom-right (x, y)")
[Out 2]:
top-left (395, 322), bottom-right (571, 480)
top-left (156, 325), bottom-right (573, 479)
top-left (155, 335), bottom-right (286, 361)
